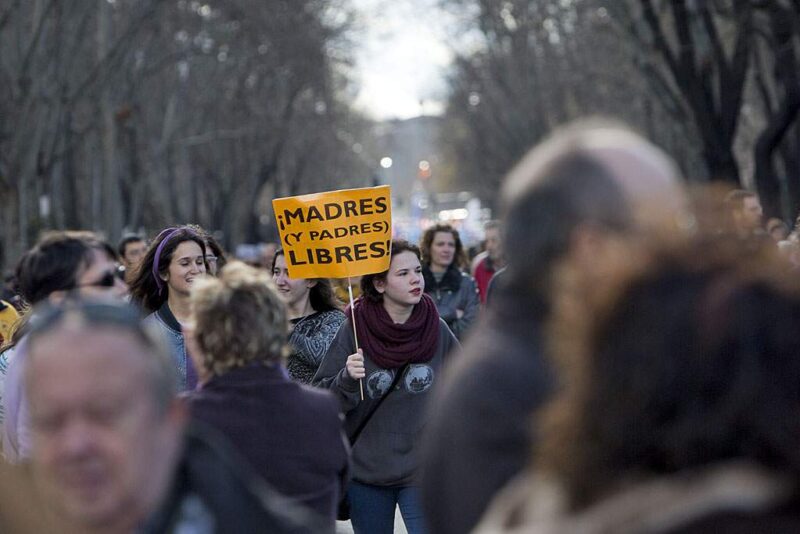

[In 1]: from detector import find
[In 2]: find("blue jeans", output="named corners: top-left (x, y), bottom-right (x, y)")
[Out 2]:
top-left (348, 482), bottom-right (427, 534)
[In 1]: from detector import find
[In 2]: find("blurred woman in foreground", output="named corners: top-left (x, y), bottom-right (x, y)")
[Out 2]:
top-left (188, 262), bottom-right (348, 526)
top-left (477, 237), bottom-right (800, 533)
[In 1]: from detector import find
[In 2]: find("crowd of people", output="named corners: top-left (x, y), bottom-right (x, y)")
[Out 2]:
top-left (1, 120), bottom-right (800, 533)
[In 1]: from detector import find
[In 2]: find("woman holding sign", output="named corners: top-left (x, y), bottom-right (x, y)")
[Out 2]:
top-left (314, 240), bottom-right (459, 534)
top-left (271, 249), bottom-right (346, 384)
top-left (420, 224), bottom-right (480, 340)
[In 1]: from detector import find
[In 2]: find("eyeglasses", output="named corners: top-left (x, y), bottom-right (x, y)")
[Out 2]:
top-left (74, 271), bottom-right (118, 289)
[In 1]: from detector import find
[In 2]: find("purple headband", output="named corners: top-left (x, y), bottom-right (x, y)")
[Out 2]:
top-left (152, 227), bottom-right (185, 294)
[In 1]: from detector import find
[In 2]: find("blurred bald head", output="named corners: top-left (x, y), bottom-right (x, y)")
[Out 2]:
top-left (499, 120), bottom-right (686, 295)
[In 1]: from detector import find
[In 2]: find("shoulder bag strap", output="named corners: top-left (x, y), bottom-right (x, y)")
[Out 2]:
top-left (348, 363), bottom-right (409, 446)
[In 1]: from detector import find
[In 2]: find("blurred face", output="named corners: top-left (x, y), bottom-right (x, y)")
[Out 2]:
top-left (430, 231), bottom-right (457, 271)
top-left (272, 254), bottom-right (315, 309)
top-left (28, 327), bottom-right (183, 530)
top-left (740, 196), bottom-right (763, 230)
top-left (75, 248), bottom-right (128, 300)
top-left (163, 241), bottom-right (206, 297)
top-left (121, 241), bottom-right (146, 270)
top-left (770, 225), bottom-right (789, 242)
top-left (260, 243), bottom-right (277, 269)
top-left (374, 251), bottom-right (424, 309)
top-left (205, 246), bottom-right (219, 277)
top-left (485, 227), bottom-right (502, 261)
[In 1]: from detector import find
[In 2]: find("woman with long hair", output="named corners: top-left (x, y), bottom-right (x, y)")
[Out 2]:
top-left (419, 224), bottom-right (479, 340)
top-left (271, 249), bottom-right (345, 383)
top-left (129, 225), bottom-right (207, 391)
top-left (314, 240), bottom-right (459, 534)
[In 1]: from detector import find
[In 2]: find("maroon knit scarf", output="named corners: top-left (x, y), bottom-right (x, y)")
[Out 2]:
top-left (345, 294), bottom-right (440, 369)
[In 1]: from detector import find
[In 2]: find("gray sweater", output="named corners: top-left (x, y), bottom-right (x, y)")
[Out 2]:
top-left (312, 317), bottom-right (458, 486)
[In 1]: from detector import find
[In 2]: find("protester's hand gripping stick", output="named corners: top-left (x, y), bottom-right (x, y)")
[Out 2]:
top-left (348, 277), bottom-right (365, 401)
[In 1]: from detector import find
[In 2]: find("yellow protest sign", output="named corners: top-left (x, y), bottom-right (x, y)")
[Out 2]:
top-left (272, 186), bottom-right (392, 279)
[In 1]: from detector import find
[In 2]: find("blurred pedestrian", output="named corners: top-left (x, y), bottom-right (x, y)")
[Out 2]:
top-left (725, 189), bottom-right (765, 240)
top-left (767, 217), bottom-right (790, 242)
top-left (260, 242), bottom-right (279, 271)
top-left (476, 237), bottom-right (800, 533)
top-left (471, 220), bottom-right (505, 304)
top-left (187, 262), bottom-right (348, 526)
top-left (272, 250), bottom-right (345, 384)
top-left (204, 234), bottom-right (227, 276)
top-left (129, 226), bottom-right (208, 391)
top-left (420, 224), bottom-right (479, 340)
top-left (118, 234), bottom-right (147, 285)
top-left (314, 240), bottom-right (459, 534)
top-left (189, 224), bottom-right (227, 276)
top-left (25, 298), bottom-right (318, 533)
top-left (2, 231), bottom-right (127, 462)
top-left (421, 121), bottom-right (686, 534)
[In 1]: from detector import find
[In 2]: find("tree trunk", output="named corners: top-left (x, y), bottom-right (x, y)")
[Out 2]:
top-left (99, 0), bottom-right (122, 239)
top-left (755, 96), bottom-right (800, 217)
top-left (753, 2), bottom-right (800, 217)
top-left (62, 112), bottom-right (80, 228)
top-left (701, 145), bottom-right (741, 184)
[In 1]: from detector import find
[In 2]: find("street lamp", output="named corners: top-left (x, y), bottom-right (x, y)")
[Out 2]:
top-left (418, 160), bottom-right (431, 180)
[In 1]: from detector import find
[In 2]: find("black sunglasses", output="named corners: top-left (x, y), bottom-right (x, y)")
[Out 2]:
top-left (74, 270), bottom-right (118, 289)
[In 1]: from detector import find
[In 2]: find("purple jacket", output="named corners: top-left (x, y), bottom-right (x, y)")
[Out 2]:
top-left (188, 363), bottom-right (349, 524)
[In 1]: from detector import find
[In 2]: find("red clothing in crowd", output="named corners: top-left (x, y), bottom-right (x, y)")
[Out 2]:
top-left (473, 256), bottom-right (496, 304)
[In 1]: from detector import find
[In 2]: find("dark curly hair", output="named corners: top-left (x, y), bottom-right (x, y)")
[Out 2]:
top-left (361, 240), bottom-right (421, 302)
top-left (419, 223), bottom-right (466, 271)
top-left (271, 249), bottom-right (341, 312)
top-left (129, 226), bottom-right (208, 314)
top-left (538, 237), bottom-right (800, 509)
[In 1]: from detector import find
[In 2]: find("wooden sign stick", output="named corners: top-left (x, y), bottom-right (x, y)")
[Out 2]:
top-left (348, 276), bottom-right (365, 401)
